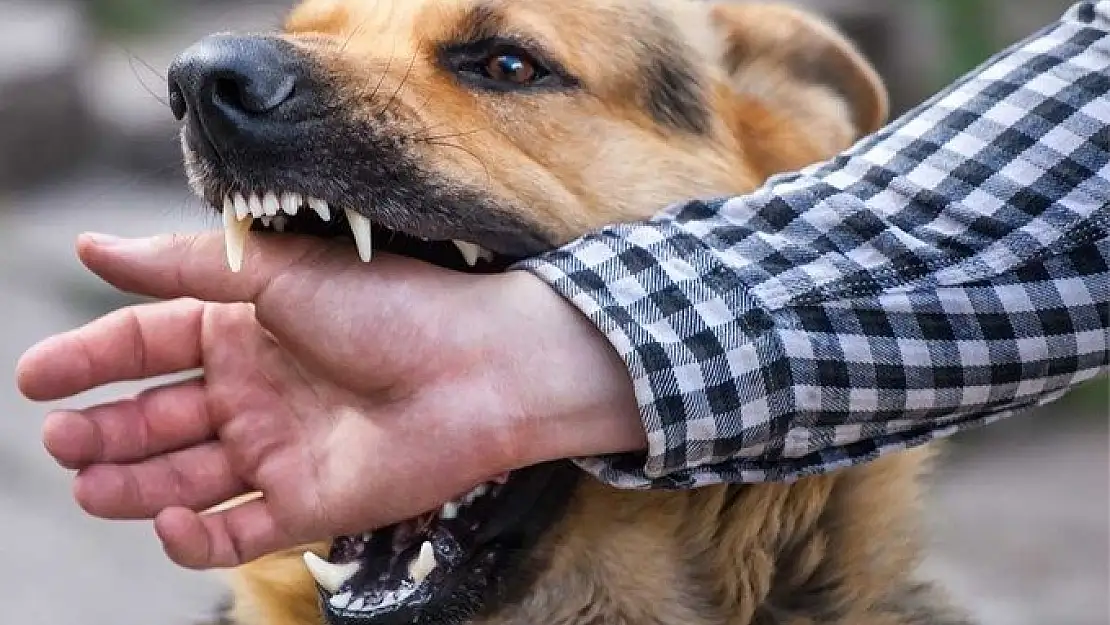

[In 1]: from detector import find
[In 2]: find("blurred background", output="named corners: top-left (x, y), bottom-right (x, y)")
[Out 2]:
top-left (0, 0), bottom-right (1105, 624)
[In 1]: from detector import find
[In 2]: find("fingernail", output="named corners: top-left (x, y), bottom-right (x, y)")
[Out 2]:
top-left (83, 232), bottom-right (122, 246)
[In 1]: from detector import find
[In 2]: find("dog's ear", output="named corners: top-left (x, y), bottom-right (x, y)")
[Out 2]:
top-left (706, 3), bottom-right (889, 177)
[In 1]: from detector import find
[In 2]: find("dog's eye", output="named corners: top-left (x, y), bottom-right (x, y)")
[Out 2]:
top-left (446, 41), bottom-right (565, 91)
top-left (484, 53), bottom-right (539, 85)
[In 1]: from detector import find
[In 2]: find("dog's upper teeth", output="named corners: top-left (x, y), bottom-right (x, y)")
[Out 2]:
top-left (281, 192), bottom-right (301, 216)
top-left (263, 192), bottom-right (281, 216)
top-left (344, 208), bottom-right (374, 263)
top-left (303, 552), bottom-right (361, 595)
top-left (408, 541), bottom-right (436, 584)
top-left (218, 192), bottom-right (375, 268)
top-left (248, 193), bottom-right (264, 218)
top-left (452, 241), bottom-right (488, 267)
top-left (308, 197), bottom-right (331, 222)
top-left (223, 196), bottom-right (253, 273)
top-left (233, 193), bottom-right (249, 221)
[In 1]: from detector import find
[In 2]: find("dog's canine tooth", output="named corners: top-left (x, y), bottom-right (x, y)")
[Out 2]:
top-left (233, 193), bottom-right (249, 221)
top-left (281, 192), bottom-right (302, 216)
top-left (308, 197), bottom-right (331, 221)
top-left (452, 241), bottom-right (483, 267)
top-left (263, 192), bottom-right (281, 216)
top-left (344, 208), bottom-right (374, 263)
top-left (223, 198), bottom-right (253, 273)
top-left (303, 552), bottom-right (362, 595)
top-left (408, 542), bottom-right (436, 584)
top-left (248, 193), bottom-right (264, 218)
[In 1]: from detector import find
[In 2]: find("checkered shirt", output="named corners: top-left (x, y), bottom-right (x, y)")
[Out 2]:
top-left (518, 1), bottom-right (1110, 490)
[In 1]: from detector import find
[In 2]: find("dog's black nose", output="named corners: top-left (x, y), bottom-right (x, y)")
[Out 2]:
top-left (168, 34), bottom-right (299, 149)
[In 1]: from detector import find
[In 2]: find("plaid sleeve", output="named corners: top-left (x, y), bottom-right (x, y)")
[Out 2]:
top-left (515, 1), bottom-right (1110, 489)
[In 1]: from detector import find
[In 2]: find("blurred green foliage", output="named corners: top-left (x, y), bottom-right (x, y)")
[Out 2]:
top-left (932, 0), bottom-right (1000, 80)
top-left (88, 0), bottom-right (170, 37)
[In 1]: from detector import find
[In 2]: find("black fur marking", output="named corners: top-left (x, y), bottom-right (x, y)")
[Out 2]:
top-left (445, 2), bottom-right (508, 45)
top-left (178, 37), bottom-right (556, 257)
top-left (639, 31), bottom-right (711, 135)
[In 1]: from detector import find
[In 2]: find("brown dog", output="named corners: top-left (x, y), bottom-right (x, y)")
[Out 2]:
top-left (167, 1), bottom-right (974, 624)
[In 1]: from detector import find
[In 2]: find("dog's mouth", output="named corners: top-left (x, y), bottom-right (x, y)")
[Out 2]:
top-left (313, 463), bottom-right (580, 624)
top-left (216, 189), bottom-right (517, 274)
top-left (199, 182), bottom-right (580, 624)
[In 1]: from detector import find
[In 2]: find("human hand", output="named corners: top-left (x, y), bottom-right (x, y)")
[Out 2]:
top-left (16, 233), bottom-right (643, 570)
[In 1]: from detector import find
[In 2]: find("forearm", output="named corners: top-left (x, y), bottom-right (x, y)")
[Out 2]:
top-left (516, 1), bottom-right (1110, 488)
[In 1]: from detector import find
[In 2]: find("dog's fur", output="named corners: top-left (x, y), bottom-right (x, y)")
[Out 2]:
top-left (191, 1), bottom-right (974, 624)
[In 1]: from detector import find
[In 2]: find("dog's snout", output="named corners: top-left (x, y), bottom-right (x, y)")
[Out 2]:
top-left (168, 35), bottom-right (300, 151)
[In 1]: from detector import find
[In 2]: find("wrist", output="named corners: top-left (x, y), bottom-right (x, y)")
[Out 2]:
top-left (490, 270), bottom-right (646, 469)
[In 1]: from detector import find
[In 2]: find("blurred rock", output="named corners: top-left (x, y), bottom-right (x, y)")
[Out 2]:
top-left (0, 1), bottom-right (93, 192)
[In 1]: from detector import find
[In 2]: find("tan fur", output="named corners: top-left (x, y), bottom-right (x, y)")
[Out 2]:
top-left (205, 2), bottom-right (970, 624)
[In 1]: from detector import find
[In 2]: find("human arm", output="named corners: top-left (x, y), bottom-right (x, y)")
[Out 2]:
top-left (516, 0), bottom-right (1110, 489)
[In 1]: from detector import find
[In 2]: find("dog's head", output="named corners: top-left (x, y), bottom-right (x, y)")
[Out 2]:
top-left (168, 1), bottom-right (888, 624)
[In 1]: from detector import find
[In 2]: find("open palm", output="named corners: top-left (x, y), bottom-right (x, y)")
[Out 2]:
top-left (17, 233), bottom-right (522, 569)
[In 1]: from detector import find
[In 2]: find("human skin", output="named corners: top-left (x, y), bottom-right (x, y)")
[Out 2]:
top-left (15, 232), bottom-right (645, 570)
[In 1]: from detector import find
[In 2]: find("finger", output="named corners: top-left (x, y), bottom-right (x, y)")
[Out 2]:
top-left (74, 442), bottom-right (248, 520)
top-left (43, 378), bottom-right (214, 469)
top-left (17, 298), bottom-right (205, 401)
top-left (154, 500), bottom-right (297, 569)
top-left (75, 231), bottom-right (339, 305)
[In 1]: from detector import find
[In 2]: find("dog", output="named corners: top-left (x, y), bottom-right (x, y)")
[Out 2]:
top-left (167, 1), bottom-right (975, 624)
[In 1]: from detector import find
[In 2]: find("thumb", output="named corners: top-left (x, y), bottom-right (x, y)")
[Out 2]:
top-left (76, 230), bottom-right (347, 305)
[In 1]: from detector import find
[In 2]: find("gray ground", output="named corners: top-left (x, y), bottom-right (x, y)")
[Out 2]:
top-left (0, 1), bottom-right (1106, 624)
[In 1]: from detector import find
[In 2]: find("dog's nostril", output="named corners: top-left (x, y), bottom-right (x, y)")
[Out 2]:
top-left (167, 34), bottom-right (302, 145)
top-left (168, 81), bottom-right (188, 121)
top-left (213, 73), bottom-right (297, 116)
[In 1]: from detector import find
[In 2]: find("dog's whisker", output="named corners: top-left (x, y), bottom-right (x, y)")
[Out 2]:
top-left (368, 37), bottom-right (398, 104)
top-left (378, 52), bottom-right (417, 118)
top-left (422, 140), bottom-right (493, 188)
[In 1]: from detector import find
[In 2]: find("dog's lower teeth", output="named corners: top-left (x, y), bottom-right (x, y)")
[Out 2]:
top-left (464, 484), bottom-right (489, 504)
top-left (273, 215), bottom-right (288, 232)
top-left (441, 502), bottom-right (459, 520)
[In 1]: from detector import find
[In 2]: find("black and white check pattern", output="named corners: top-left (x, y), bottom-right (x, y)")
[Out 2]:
top-left (518, 1), bottom-right (1110, 490)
